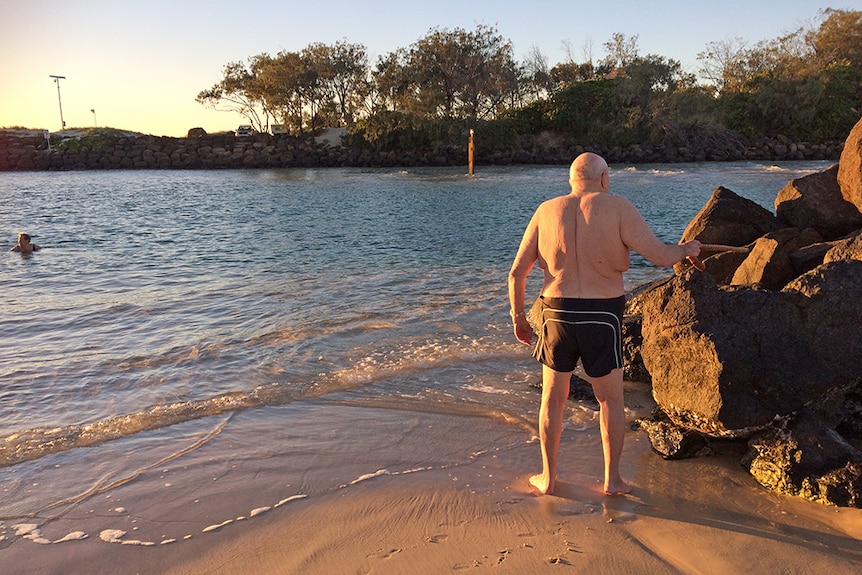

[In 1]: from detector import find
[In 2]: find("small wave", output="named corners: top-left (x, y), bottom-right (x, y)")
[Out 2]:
top-left (463, 383), bottom-right (512, 395)
top-left (330, 334), bottom-right (519, 386)
top-left (619, 166), bottom-right (685, 176)
top-left (0, 391), bottom-right (264, 468)
top-left (5, 493), bottom-right (309, 549)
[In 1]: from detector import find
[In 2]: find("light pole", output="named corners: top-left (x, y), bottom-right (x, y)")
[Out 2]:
top-left (49, 75), bottom-right (66, 130)
top-left (91, 108), bottom-right (97, 127)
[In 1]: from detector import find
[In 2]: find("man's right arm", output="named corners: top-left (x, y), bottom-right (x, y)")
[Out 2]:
top-left (509, 211), bottom-right (540, 345)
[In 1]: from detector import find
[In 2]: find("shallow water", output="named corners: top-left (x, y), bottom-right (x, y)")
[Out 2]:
top-left (0, 160), bottom-right (834, 551)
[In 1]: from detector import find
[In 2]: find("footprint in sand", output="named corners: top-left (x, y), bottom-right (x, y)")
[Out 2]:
top-left (602, 497), bottom-right (642, 523)
top-left (426, 534), bottom-right (449, 543)
top-left (370, 548), bottom-right (402, 560)
top-left (557, 502), bottom-right (599, 516)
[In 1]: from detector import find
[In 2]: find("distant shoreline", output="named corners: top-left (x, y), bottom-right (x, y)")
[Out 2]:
top-left (0, 128), bottom-right (843, 172)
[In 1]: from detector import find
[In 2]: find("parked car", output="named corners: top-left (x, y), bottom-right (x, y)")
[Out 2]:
top-left (236, 125), bottom-right (254, 137)
top-left (270, 124), bottom-right (289, 135)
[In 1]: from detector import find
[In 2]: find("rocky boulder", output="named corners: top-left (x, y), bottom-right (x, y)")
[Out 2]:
top-left (698, 249), bottom-right (750, 285)
top-left (680, 186), bottom-right (784, 246)
top-left (838, 117), bottom-right (862, 212)
top-left (676, 186), bottom-right (784, 274)
top-left (744, 408), bottom-right (862, 507)
top-left (638, 415), bottom-right (710, 460)
top-left (775, 164), bottom-right (862, 240)
top-left (730, 227), bottom-right (822, 290)
top-left (640, 259), bottom-right (862, 437)
top-left (823, 229), bottom-right (862, 263)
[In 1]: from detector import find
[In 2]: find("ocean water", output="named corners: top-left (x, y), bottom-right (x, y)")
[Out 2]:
top-left (0, 160), bottom-right (832, 549)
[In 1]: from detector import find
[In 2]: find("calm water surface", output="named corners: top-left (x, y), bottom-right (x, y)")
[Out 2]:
top-left (0, 162), bottom-right (830, 457)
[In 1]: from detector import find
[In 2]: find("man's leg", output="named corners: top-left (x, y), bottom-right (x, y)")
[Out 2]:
top-left (529, 365), bottom-right (571, 495)
top-left (587, 367), bottom-right (631, 495)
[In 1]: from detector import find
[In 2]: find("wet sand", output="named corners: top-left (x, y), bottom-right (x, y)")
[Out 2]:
top-left (4, 394), bottom-right (862, 574)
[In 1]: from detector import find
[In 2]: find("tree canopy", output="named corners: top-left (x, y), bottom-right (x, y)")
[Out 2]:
top-left (199, 10), bottom-right (862, 147)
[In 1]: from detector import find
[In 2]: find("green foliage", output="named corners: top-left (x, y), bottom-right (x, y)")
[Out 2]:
top-left (353, 111), bottom-right (467, 151)
top-left (372, 24), bottom-right (520, 121)
top-left (502, 100), bottom-right (550, 134)
top-left (54, 130), bottom-right (112, 153)
top-left (545, 79), bottom-right (631, 143)
top-left (200, 10), bottom-right (862, 152)
top-left (816, 60), bottom-right (862, 138)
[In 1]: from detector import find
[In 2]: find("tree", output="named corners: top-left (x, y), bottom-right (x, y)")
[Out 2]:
top-left (196, 59), bottom-right (269, 132)
top-left (521, 44), bottom-right (554, 102)
top-left (697, 36), bottom-right (748, 91)
top-left (371, 48), bottom-right (415, 114)
top-left (375, 25), bottom-right (521, 120)
top-left (709, 9), bottom-right (862, 138)
top-left (252, 51), bottom-right (312, 134)
top-left (807, 8), bottom-right (862, 69)
top-left (549, 61), bottom-right (596, 87)
top-left (302, 40), bottom-right (370, 127)
top-left (600, 32), bottom-right (640, 70)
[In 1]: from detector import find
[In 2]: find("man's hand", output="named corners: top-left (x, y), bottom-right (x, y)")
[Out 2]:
top-left (513, 315), bottom-right (533, 346)
top-left (681, 239), bottom-right (702, 258)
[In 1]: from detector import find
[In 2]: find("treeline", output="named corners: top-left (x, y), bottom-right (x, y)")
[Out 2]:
top-left (197, 8), bottom-right (862, 152)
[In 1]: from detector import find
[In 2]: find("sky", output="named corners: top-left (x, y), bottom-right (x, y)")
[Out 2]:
top-left (1, 0), bottom-right (855, 137)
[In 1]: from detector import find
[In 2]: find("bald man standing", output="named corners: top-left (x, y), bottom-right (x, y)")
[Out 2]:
top-left (508, 152), bottom-right (701, 496)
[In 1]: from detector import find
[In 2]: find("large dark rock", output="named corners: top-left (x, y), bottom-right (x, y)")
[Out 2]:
top-left (639, 415), bottom-right (711, 459)
top-left (730, 227), bottom-right (822, 290)
top-left (680, 186), bottom-right (784, 246)
top-left (699, 249), bottom-right (750, 285)
top-left (640, 259), bottom-right (862, 437)
top-left (676, 186), bottom-right (784, 274)
top-left (775, 164), bottom-right (862, 240)
top-left (744, 409), bottom-right (862, 507)
top-left (823, 229), bottom-right (862, 263)
top-left (838, 117), bottom-right (862, 212)
top-left (788, 241), bottom-right (836, 276)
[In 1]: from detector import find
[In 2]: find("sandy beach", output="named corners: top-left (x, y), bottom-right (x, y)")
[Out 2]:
top-left (5, 384), bottom-right (861, 575)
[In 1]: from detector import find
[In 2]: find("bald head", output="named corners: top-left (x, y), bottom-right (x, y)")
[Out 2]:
top-left (569, 152), bottom-right (608, 184)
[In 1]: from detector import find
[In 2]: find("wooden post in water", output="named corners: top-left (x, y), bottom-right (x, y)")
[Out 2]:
top-left (468, 128), bottom-right (475, 176)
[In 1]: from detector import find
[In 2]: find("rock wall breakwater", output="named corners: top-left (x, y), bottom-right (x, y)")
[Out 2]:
top-left (0, 130), bottom-right (844, 172)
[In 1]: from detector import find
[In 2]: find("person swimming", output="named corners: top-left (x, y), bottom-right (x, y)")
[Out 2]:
top-left (10, 233), bottom-right (42, 254)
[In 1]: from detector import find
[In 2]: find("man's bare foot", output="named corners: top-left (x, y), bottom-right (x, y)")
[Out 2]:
top-left (529, 473), bottom-right (554, 495)
top-left (603, 479), bottom-right (632, 495)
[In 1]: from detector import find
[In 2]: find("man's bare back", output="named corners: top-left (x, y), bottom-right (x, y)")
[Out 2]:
top-left (510, 153), bottom-right (701, 312)
top-left (532, 191), bottom-right (633, 299)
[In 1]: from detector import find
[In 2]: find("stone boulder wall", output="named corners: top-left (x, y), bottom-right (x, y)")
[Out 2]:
top-left (775, 164), bottom-right (862, 240)
top-left (838, 116), bottom-right (862, 212)
top-left (0, 130), bottom-right (846, 172)
top-left (629, 123), bottom-right (862, 506)
top-left (640, 260), bottom-right (862, 437)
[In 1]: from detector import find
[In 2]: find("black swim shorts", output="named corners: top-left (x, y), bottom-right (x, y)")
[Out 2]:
top-left (531, 295), bottom-right (625, 378)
